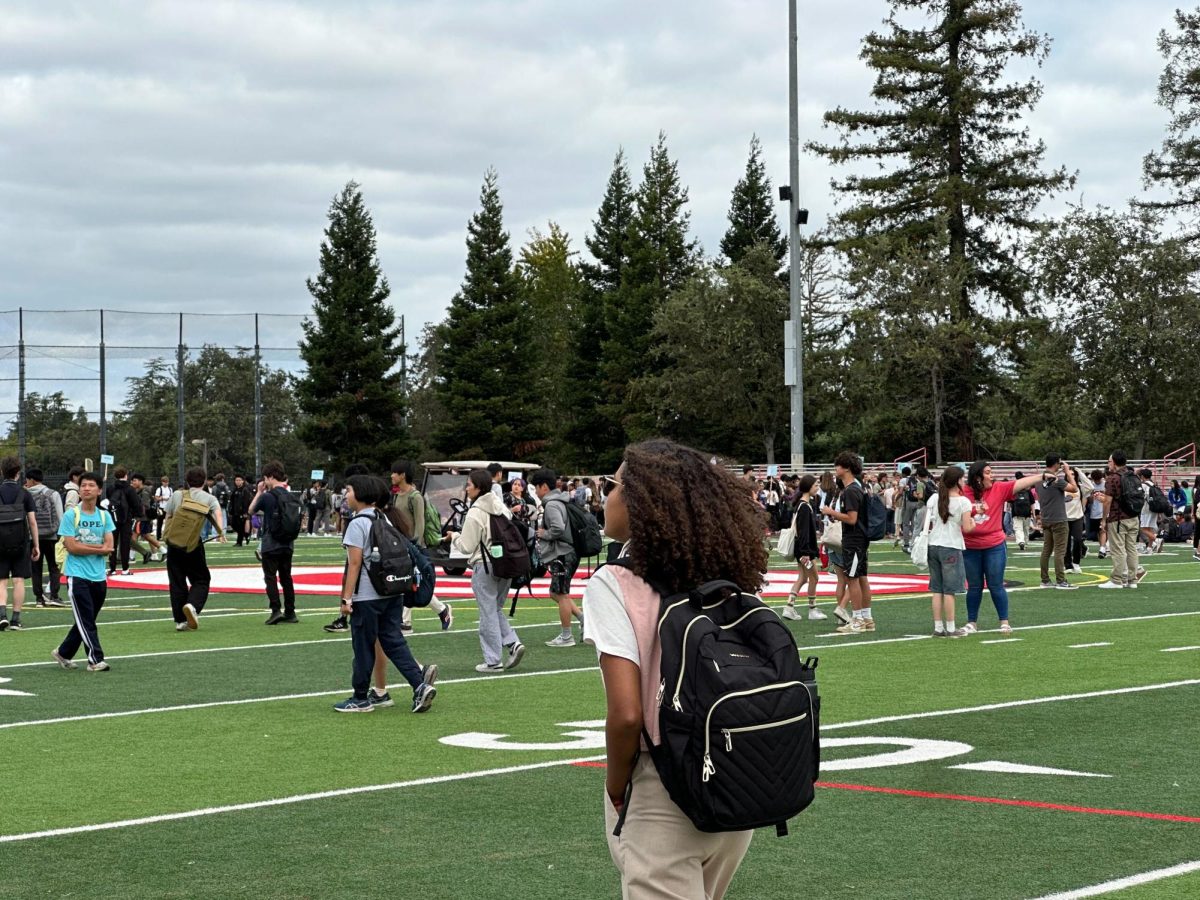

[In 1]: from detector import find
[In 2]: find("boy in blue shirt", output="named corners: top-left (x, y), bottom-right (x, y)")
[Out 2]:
top-left (51, 472), bottom-right (115, 672)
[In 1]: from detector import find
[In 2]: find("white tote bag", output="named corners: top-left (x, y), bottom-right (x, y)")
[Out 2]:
top-left (910, 506), bottom-right (934, 569)
top-left (776, 510), bottom-right (798, 557)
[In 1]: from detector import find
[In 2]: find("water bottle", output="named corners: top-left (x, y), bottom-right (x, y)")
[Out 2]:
top-left (367, 545), bottom-right (380, 564)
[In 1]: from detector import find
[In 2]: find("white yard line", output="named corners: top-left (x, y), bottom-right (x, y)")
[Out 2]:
top-left (979, 638), bottom-right (1022, 644)
top-left (823, 679), bottom-right (1200, 731)
top-left (0, 753), bottom-right (607, 844)
top-left (0, 666), bottom-right (603, 731)
top-left (1161, 646), bottom-right (1200, 653)
top-left (1029, 859), bottom-right (1200, 899)
top-left (1069, 643), bottom-right (1112, 649)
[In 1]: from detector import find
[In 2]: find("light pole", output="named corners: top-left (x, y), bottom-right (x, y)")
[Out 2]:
top-left (191, 438), bottom-right (208, 473)
top-left (783, 0), bottom-right (808, 471)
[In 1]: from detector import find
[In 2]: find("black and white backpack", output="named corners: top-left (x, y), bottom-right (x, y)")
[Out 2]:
top-left (612, 564), bottom-right (820, 837)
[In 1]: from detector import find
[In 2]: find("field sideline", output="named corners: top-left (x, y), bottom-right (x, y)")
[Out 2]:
top-left (0, 538), bottom-right (1197, 899)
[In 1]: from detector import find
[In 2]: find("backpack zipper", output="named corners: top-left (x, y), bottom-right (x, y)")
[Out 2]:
top-left (701, 681), bottom-right (803, 782)
top-left (670, 614), bottom-right (713, 711)
top-left (721, 712), bottom-right (808, 752)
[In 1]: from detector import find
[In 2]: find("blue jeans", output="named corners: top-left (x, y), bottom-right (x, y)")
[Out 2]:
top-left (350, 596), bottom-right (423, 699)
top-left (964, 543), bottom-right (1010, 623)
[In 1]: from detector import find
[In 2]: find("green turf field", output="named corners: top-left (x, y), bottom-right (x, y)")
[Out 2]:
top-left (0, 537), bottom-right (1197, 899)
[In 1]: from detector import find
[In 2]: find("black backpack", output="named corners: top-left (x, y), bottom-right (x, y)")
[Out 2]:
top-left (1011, 489), bottom-right (1033, 518)
top-left (611, 565), bottom-right (820, 838)
top-left (551, 498), bottom-right (604, 558)
top-left (353, 511), bottom-right (417, 597)
top-left (866, 494), bottom-right (886, 541)
top-left (481, 512), bottom-right (531, 581)
top-left (0, 484), bottom-right (28, 556)
top-left (1146, 484), bottom-right (1172, 515)
top-left (406, 543), bottom-right (437, 609)
top-left (1117, 470), bottom-right (1145, 518)
top-left (268, 488), bottom-right (302, 542)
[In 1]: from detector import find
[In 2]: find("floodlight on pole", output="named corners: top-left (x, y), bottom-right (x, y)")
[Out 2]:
top-left (783, 0), bottom-right (806, 470)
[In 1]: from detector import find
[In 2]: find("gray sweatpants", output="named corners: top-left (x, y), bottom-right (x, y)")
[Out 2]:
top-left (472, 567), bottom-right (516, 666)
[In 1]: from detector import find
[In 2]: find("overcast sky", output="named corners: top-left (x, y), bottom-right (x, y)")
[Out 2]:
top-left (0, 0), bottom-right (1178, 360)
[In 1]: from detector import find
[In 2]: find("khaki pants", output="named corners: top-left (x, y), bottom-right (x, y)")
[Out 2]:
top-left (1108, 518), bottom-right (1140, 585)
top-left (1013, 516), bottom-right (1031, 545)
top-left (604, 756), bottom-right (752, 900)
top-left (1040, 521), bottom-right (1069, 583)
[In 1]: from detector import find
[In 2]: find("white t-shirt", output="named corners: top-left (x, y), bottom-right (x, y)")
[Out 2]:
top-left (581, 565), bottom-right (640, 665)
top-left (925, 495), bottom-right (972, 550)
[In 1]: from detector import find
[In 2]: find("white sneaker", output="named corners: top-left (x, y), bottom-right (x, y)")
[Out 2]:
top-left (1096, 581), bottom-right (1123, 590)
top-left (781, 605), bottom-right (801, 621)
top-left (545, 633), bottom-right (576, 648)
top-left (182, 603), bottom-right (199, 630)
top-left (1152, 538), bottom-right (1164, 553)
top-left (506, 642), bottom-right (526, 669)
top-left (834, 619), bottom-right (863, 635)
top-left (833, 605), bottom-right (853, 625)
top-left (474, 662), bottom-right (504, 674)
top-left (175, 621), bottom-right (190, 631)
top-left (807, 606), bottom-right (828, 621)
top-left (1070, 564), bottom-right (1083, 574)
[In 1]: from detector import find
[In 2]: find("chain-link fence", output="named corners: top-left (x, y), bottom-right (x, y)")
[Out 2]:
top-left (0, 308), bottom-right (320, 488)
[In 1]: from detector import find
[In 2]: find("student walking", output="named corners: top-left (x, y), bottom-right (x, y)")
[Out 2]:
top-left (104, 467), bottom-right (142, 576)
top-left (1010, 473), bottom-right (1034, 550)
top-left (530, 467), bottom-right (584, 647)
top-left (446, 469), bottom-right (526, 674)
top-left (822, 451), bottom-right (875, 634)
top-left (1096, 451), bottom-right (1146, 589)
top-left (782, 474), bottom-right (826, 621)
top-left (25, 468), bottom-right (65, 608)
top-left (0, 457), bottom-right (40, 631)
top-left (51, 472), bottom-right (115, 672)
top-left (248, 462), bottom-right (298, 624)
top-left (332, 475), bottom-right (436, 713)
top-left (129, 473), bottom-right (164, 564)
top-left (162, 467), bottom-right (225, 631)
top-left (923, 466), bottom-right (976, 637)
top-left (389, 459), bottom-right (453, 633)
top-left (583, 440), bottom-right (762, 899)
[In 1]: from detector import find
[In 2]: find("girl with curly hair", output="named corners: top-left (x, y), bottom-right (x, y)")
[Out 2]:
top-left (583, 440), bottom-right (766, 899)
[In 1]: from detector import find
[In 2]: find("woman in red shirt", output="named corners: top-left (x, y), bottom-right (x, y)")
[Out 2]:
top-left (958, 462), bottom-right (1042, 636)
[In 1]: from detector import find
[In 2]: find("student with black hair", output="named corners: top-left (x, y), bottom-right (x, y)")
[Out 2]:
top-left (332, 475), bottom-right (436, 713)
top-left (25, 467), bottom-right (65, 608)
top-left (389, 459), bottom-right (453, 633)
top-left (782, 474), bottom-right (825, 621)
top-left (248, 461), bottom-right (297, 625)
top-left (51, 471), bottom-right (115, 671)
top-left (822, 451), bottom-right (875, 634)
top-left (529, 467), bottom-right (584, 647)
top-left (0, 456), bottom-right (38, 631)
top-left (163, 466), bottom-right (225, 631)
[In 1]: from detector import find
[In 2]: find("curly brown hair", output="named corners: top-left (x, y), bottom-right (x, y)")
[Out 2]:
top-left (621, 439), bottom-right (768, 595)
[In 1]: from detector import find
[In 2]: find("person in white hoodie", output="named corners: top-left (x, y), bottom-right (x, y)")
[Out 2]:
top-left (446, 468), bottom-right (526, 674)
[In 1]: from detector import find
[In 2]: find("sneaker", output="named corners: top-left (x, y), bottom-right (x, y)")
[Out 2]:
top-left (1193, 550), bottom-right (1200, 561)
top-left (280, 614), bottom-right (299, 624)
top-left (1152, 538), bottom-right (1164, 553)
top-left (120, 569), bottom-right (132, 576)
top-left (400, 624), bottom-right (414, 635)
top-left (1018, 542), bottom-right (1026, 551)
top-left (46, 598), bottom-right (65, 608)
top-left (421, 663), bottom-right (439, 686)
top-left (141, 553), bottom-right (151, 565)
top-left (1135, 566), bottom-right (1148, 583)
top-left (933, 629), bottom-right (946, 637)
top-left (0, 617), bottom-right (8, 631)
top-left (1098, 549), bottom-right (1108, 559)
top-left (51, 649), bottom-right (77, 669)
top-left (781, 604), bottom-right (801, 621)
top-left (35, 598), bottom-right (47, 608)
top-left (323, 618), bottom-right (348, 633)
top-left (474, 662), bottom-right (505, 674)
top-left (1040, 581), bottom-right (1053, 589)
top-left (1097, 581), bottom-right (1123, 590)
top-left (333, 696), bottom-right (373, 713)
top-left (950, 623), bottom-right (978, 638)
top-left (182, 603), bottom-right (199, 630)
top-left (265, 611), bottom-right (285, 625)
top-left (545, 633), bottom-right (576, 648)
top-left (859, 618), bottom-right (876, 632)
top-left (506, 642), bottom-right (526, 670)
top-left (834, 619), bottom-right (863, 635)
top-left (438, 604), bottom-right (454, 631)
top-left (1055, 581), bottom-right (1078, 591)
top-left (175, 621), bottom-right (190, 631)
top-left (1070, 564), bottom-right (1083, 575)
top-left (1124, 582), bottom-right (1138, 590)
top-left (411, 683), bottom-right (436, 713)
top-left (7, 620), bottom-right (22, 631)
top-left (86, 660), bottom-right (110, 672)
top-left (367, 688), bottom-right (394, 708)
top-left (807, 606), bottom-right (828, 621)
top-left (833, 605), bottom-right (853, 626)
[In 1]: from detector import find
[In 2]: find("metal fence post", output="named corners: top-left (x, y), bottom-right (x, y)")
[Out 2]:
top-left (176, 313), bottom-right (186, 482)
top-left (99, 309), bottom-right (107, 456)
top-left (17, 307), bottom-right (26, 471)
top-left (254, 314), bottom-right (262, 479)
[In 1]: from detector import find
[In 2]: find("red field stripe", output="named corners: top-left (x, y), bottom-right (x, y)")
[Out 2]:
top-left (813, 781), bottom-right (1200, 823)
top-left (571, 764), bottom-right (1199, 823)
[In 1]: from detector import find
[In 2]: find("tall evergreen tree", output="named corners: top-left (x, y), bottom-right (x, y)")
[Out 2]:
top-left (561, 151), bottom-right (634, 470)
top-left (720, 135), bottom-right (787, 269)
top-left (1138, 8), bottom-right (1200, 237)
top-left (295, 181), bottom-right (412, 472)
top-left (599, 133), bottom-right (698, 459)
top-left (808, 0), bottom-right (1072, 458)
top-left (433, 169), bottom-right (537, 459)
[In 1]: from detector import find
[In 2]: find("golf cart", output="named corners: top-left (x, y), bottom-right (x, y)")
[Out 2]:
top-left (420, 460), bottom-right (539, 576)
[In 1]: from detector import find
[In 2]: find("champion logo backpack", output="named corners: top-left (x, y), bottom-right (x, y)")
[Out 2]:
top-left (353, 511), bottom-right (416, 597)
top-left (610, 563), bottom-right (820, 837)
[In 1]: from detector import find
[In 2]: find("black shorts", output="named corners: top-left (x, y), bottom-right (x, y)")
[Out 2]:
top-left (547, 553), bottom-right (580, 595)
top-left (841, 543), bottom-right (869, 578)
top-left (0, 549), bottom-right (32, 579)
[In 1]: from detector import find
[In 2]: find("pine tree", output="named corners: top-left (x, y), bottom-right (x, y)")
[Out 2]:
top-left (600, 133), bottom-right (698, 457)
top-left (808, 0), bottom-right (1072, 458)
top-left (720, 135), bottom-right (787, 269)
top-left (1139, 9), bottom-right (1200, 237)
top-left (295, 181), bottom-right (412, 472)
top-left (433, 169), bottom-right (537, 459)
top-left (558, 151), bottom-right (634, 470)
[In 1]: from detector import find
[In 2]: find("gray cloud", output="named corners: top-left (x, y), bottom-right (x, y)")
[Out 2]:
top-left (0, 0), bottom-right (1178, 374)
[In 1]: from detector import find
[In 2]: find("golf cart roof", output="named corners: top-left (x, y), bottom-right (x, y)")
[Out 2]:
top-left (422, 461), bottom-right (539, 471)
